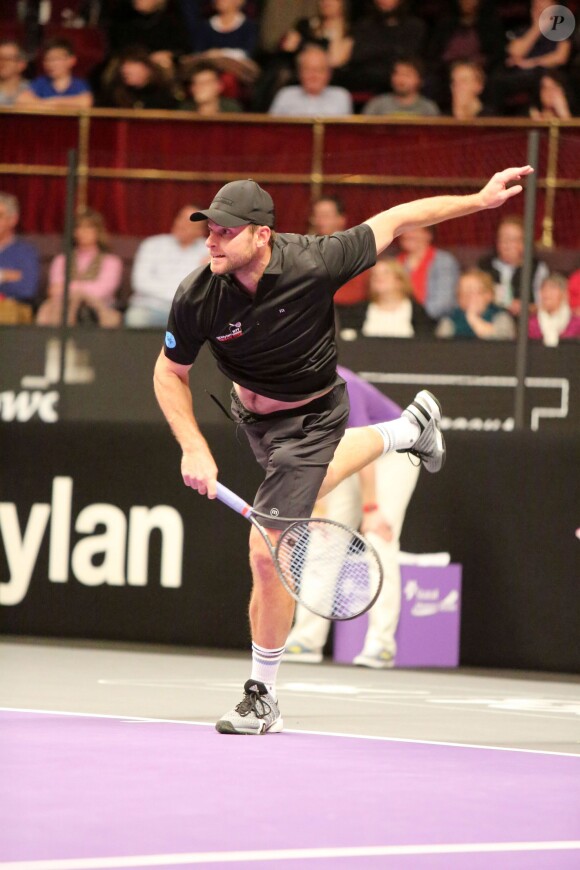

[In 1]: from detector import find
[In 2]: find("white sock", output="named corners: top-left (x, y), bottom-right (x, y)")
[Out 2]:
top-left (371, 417), bottom-right (420, 455)
top-left (251, 642), bottom-right (285, 698)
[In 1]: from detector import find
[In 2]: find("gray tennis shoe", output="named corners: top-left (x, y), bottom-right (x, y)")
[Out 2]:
top-left (400, 389), bottom-right (446, 473)
top-left (216, 679), bottom-right (283, 735)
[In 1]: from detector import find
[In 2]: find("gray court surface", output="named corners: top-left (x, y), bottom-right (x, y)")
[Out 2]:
top-left (2, 637), bottom-right (579, 754)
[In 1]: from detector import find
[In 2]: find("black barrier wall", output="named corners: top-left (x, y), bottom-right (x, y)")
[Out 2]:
top-left (0, 423), bottom-right (260, 649)
top-left (1, 327), bottom-right (578, 431)
top-left (1, 422), bottom-right (579, 673)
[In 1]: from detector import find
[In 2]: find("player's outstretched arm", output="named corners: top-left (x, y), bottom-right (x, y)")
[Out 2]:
top-left (153, 350), bottom-right (219, 498)
top-left (365, 166), bottom-right (534, 255)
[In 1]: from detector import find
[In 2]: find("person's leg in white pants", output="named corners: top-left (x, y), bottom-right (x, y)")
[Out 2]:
top-left (357, 452), bottom-right (420, 663)
top-left (286, 453), bottom-right (420, 665)
top-left (286, 473), bottom-right (362, 657)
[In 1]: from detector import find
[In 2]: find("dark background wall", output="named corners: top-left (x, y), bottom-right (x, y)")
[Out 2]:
top-left (2, 421), bottom-right (579, 674)
top-left (2, 327), bottom-right (578, 430)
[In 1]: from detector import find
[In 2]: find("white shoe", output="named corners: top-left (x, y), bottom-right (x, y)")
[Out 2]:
top-left (400, 390), bottom-right (446, 473)
top-left (353, 648), bottom-right (395, 669)
top-left (353, 641), bottom-right (395, 670)
top-left (284, 642), bottom-right (323, 664)
top-left (216, 680), bottom-right (283, 735)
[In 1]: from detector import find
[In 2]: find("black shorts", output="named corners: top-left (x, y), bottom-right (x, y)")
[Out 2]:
top-left (230, 379), bottom-right (350, 530)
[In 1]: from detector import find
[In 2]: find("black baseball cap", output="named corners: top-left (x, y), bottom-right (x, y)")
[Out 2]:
top-left (190, 179), bottom-right (275, 228)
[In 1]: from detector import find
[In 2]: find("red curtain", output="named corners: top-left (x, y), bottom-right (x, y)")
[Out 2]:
top-left (1, 112), bottom-right (578, 246)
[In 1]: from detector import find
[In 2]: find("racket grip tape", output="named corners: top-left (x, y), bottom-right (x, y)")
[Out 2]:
top-left (215, 482), bottom-right (252, 517)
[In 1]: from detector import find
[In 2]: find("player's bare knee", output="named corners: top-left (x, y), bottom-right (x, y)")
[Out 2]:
top-left (249, 548), bottom-right (271, 578)
top-left (249, 527), bottom-right (277, 580)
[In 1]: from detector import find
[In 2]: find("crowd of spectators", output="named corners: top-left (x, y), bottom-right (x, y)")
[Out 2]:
top-left (1, 186), bottom-right (579, 347)
top-left (1, 0), bottom-right (579, 343)
top-left (1, 0), bottom-right (580, 117)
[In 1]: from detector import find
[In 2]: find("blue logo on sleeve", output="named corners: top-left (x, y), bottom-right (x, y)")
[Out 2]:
top-left (165, 331), bottom-right (177, 349)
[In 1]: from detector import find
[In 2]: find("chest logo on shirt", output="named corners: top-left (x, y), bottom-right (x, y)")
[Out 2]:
top-left (216, 322), bottom-right (244, 342)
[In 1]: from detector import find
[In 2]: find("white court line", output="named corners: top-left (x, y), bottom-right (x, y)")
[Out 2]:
top-left (2, 841), bottom-right (580, 869)
top-left (2, 707), bottom-right (580, 759)
top-left (94, 679), bottom-right (580, 724)
top-left (96, 677), bottom-right (580, 712)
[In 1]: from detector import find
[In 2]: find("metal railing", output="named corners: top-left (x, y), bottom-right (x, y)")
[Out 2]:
top-left (2, 106), bottom-right (580, 246)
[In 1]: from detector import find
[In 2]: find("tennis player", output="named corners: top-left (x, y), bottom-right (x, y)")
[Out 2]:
top-left (153, 166), bottom-right (532, 734)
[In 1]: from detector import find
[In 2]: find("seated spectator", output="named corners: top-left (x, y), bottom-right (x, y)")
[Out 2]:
top-left (0, 39), bottom-right (30, 106)
top-left (478, 215), bottom-right (549, 316)
top-left (51, 0), bottom-right (104, 27)
top-left (396, 227), bottom-right (459, 320)
top-left (489, 0), bottom-right (572, 115)
top-left (435, 268), bottom-right (516, 340)
top-left (269, 43), bottom-right (352, 116)
top-left (258, 0), bottom-right (319, 56)
top-left (568, 267), bottom-right (580, 315)
top-left (528, 273), bottom-right (580, 346)
top-left (195, 0), bottom-right (258, 58)
top-left (125, 204), bottom-right (208, 328)
top-left (426, 0), bottom-right (504, 106)
top-left (529, 71), bottom-right (574, 120)
top-left (36, 207), bottom-right (122, 328)
top-left (99, 50), bottom-right (179, 109)
top-left (362, 57), bottom-right (440, 117)
top-left (447, 60), bottom-right (497, 119)
top-left (17, 0), bottom-right (104, 28)
top-left (0, 191), bottom-right (40, 317)
top-left (309, 194), bottom-right (367, 306)
top-left (191, 0), bottom-right (260, 90)
top-left (279, 0), bottom-right (353, 70)
top-left (179, 61), bottom-right (242, 113)
top-left (339, 257), bottom-right (434, 337)
top-left (105, 0), bottom-right (191, 72)
top-left (333, 0), bottom-right (426, 96)
top-left (15, 37), bottom-right (93, 108)
top-left (254, 0), bottom-right (352, 112)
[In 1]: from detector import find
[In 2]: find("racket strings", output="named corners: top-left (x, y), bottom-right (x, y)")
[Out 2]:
top-left (276, 520), bottom-right (382, 620)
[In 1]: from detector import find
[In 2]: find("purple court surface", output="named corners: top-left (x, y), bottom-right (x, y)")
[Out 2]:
top-left (1, 640), bottom-right (580, 869)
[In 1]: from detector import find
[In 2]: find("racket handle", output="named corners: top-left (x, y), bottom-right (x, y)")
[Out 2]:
top-left (215, 482), bottom-right (252, 517)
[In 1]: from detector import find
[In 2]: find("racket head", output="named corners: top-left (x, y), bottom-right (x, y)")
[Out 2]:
top-left (274, 518), bottom-right (383, 621)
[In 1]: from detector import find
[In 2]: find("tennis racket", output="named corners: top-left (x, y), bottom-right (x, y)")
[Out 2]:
top-left (215, 481), bottom-right (383, 621)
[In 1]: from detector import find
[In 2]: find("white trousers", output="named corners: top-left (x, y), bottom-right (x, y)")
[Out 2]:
top-left (287, 452), bottom-right (420, 655)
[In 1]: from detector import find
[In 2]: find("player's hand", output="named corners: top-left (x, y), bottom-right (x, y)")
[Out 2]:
top-left (478, 166), bottom-right (534, 210)
top-left (361, 508), bottom-right (393, 542)
top-left (181, 443), bottom-right (219, 499)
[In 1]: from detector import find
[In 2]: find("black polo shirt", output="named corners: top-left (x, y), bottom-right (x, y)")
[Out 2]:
top-left (164, 223), bottom-right (376, 401)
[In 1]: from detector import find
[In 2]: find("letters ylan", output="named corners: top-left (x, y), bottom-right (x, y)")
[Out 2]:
top-left (0, 477), bottom-right (184, 606)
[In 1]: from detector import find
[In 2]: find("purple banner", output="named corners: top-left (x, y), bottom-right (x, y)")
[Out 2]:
top-left (334, 564), bottom-right (462, 667)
